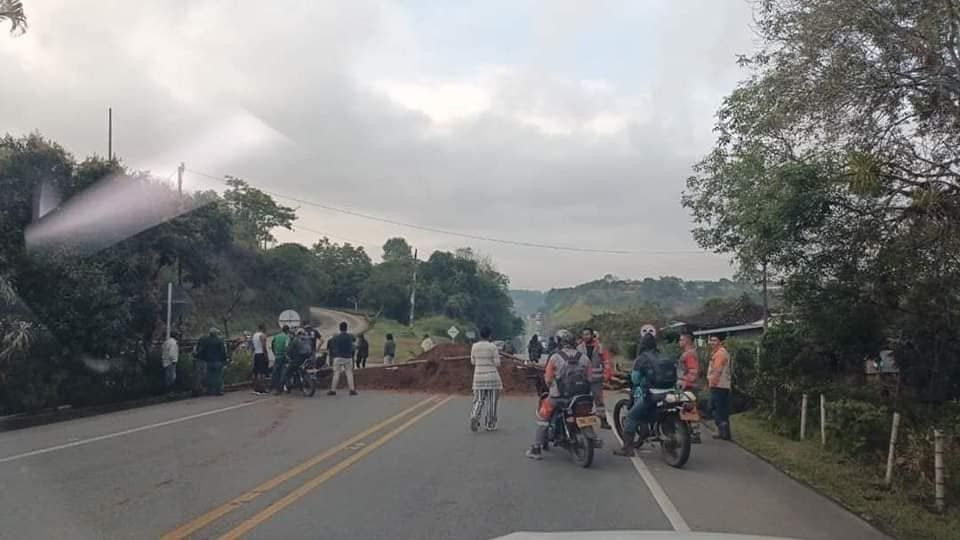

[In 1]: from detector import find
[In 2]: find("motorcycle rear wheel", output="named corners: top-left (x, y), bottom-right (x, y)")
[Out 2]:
top-left (569, 428), bottom-right (594, 468)
top-left (659, 415), bottom-right (691, 468)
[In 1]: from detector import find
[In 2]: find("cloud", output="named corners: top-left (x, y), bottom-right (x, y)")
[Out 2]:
top-left (0, 0), bottom-right (755, 289)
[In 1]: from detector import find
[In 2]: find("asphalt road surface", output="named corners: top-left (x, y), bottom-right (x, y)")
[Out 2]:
top-left (308, 307), bottom-right (369, 338)
top-left (0, 390), bottom-right (889, 540)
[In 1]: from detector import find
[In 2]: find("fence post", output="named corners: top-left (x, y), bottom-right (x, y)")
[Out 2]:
top-left (800, 394), bottom-right (808, 440)
top-left (934, 429), bottom-right (945, 513)
top-left (884, 412), bottom-right (901, 487)
top-left (820, 394), bottom-right (826, 446)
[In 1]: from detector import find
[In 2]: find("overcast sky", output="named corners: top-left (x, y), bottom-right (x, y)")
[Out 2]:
top-left (1, 0), bottom-right (758, 290)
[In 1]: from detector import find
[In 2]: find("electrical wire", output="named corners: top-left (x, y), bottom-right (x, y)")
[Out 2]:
top-left (186, 168), bottom-right (711, 256)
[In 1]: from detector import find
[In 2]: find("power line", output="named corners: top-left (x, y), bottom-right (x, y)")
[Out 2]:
top-left (186, 168), bottom-right (711, 256)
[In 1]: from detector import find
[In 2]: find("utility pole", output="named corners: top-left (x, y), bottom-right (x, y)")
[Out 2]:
top-left (409, 248), bottom-right (418, 327)
top-left (177, 162), bottom-right (185, 287)
top-left (761, 260), bottom-right (769, 332)
top-left (107, 107), bottom-right (113, 161)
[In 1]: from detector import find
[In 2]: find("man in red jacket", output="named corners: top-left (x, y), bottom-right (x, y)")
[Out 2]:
top-left (678, 330), bottom-right (700, 391)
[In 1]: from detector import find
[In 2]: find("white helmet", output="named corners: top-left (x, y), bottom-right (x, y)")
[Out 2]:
top-left (554, 329), bottom-right (576, 348)
top-left (640, 324), bottom-right (657, 337)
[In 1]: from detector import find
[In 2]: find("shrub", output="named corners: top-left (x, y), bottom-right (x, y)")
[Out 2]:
top-left (825, 398), bottom-right (891, 458)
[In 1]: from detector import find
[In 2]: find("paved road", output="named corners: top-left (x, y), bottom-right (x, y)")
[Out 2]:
top-left (308, 307), bottom-right (368, 338)
top-left (0, 390), bottom-right (889, 539)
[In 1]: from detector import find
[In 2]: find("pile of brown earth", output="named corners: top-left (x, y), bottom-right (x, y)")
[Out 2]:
top-left (317, 345), bottom-right (545, 395)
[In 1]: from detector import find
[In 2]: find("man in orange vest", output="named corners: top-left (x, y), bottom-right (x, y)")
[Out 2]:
top-left (578, 327), bottom-right (613, 429)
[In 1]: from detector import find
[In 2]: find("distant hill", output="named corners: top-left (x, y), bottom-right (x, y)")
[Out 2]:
top-left (509, 289), bottom-right (546, 317)
top-left (544, 276), bottom-right (758, 324)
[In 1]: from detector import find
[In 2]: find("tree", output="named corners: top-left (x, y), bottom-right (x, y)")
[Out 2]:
top-left (312, 237), bottom-right (372, 308)
top-left (360, 260), bottom-right (411, 321)
top-left (0, 0), bottom-right (26, 36)
top-left (223, 176), bottom-right (296, 250)
top-left (683, 0), bottom-right (960, 398)
top-left (381, 237), bottom-right (413, 262)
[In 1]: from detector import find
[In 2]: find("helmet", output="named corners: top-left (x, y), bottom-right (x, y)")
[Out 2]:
top-left (640, 324), bottom-right (657, 337)
top-left (555, 329), bottom-right (576, 348)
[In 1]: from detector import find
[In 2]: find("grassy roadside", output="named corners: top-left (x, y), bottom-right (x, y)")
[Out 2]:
top-left (734, 412), bottom-right (959, 540)
top-left (362, 316), bottom-right (467, 364)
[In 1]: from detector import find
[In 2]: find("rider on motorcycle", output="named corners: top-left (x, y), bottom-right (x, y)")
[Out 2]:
top-left (613, 332), bottom-right (659, 456)
top-left (526, 329), bottom-right (591, 461)
top-left (578, 327), bottom-right (613, 429)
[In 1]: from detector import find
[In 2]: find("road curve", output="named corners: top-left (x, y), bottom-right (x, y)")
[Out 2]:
top-left (308, 307), bottom-right (369, 337)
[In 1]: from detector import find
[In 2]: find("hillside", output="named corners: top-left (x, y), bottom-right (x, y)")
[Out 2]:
top-left (508, 289), bottom-right (545, 317)
top-left (544, 276), bottom-right (758, 321)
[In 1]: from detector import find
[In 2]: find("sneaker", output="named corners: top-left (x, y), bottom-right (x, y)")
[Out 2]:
top-left (327, 390), bottom-right (337, 396)
top-left (470, 417), bottom-right (480, 432)
top-left (349, 390), bottom-right (358, 396)
top-left (525, 446), bottom-right (543, 460)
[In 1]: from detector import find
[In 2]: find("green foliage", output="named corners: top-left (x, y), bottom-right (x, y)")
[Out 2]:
top-left (381, 237), bottom-right (413, 262)
top-left (545, 276), bottom-right (758, 321)
top-left (825, 398), bottom-right (891, 458)
top-left (223, 176), bottom-right (296, 250)
top-left (313, 237), bottom-right (372, 308)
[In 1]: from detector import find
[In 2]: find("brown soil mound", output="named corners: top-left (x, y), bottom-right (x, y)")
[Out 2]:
top-left (319, 354), bottom-right (546, 395)
top-left (412, 343), bottom-right (470, 362)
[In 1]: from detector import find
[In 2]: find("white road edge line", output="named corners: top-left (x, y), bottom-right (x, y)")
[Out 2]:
top-left (0, 399), bottom-right (266, 465)
top-left (607, 410), bottom-right (691, 532)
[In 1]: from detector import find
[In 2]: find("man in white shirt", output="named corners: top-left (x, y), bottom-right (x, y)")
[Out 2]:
top-left (420, 334), bottom-right (436, 353)
top-left (162, 331), bottom-right (179, 390)
top-left (251, 323), bottom-right (270, 395)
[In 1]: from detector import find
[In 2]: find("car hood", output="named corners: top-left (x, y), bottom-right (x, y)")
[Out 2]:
top-left (493, 532), bottom-right (801, 540)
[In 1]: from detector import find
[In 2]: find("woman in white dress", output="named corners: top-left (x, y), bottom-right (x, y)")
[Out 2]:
top-left (470, 326), bottom-right (503, 432)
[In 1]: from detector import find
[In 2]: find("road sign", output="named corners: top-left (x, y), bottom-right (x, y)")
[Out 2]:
top-left (278, 309), bottom-right (302, 329)
top-left (447, 326), bottom-right (460, 340)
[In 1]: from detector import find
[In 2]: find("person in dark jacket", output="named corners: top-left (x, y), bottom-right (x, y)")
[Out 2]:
top-left (614, 333), bottom-right (659, 456)
top-left (527, 334), bottom-right (544, 364)
top-left (196, 327), bottom-right (228, 396)
top-left (355, 333), bottom-right (370, 369)
top-left (327, 321), bottom-right (357, 396)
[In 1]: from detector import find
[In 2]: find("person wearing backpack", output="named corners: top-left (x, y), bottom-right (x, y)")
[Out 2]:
top-left (526, 329), bottom-right (591, 461)
top-left (578, 327), bottom-right (613, 430)
top-left (614, 332), bottom-right (677, 456)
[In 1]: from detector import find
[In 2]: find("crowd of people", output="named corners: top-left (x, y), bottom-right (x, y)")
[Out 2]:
top-left (509, 325), bottom-right (732, 460)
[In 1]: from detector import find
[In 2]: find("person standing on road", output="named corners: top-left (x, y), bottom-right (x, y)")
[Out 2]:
top-left (383, 333), bottom-right (397, 366)
top-left (420, 334), bottom-right (435, 353)
top-left (470, 326), bottom-right (502, 432)
top-left (708, 334), bottom-right (733, 441)
top-left (251, 323), bottom-right (269, 395)
top-left (578, 327), bottom-right (613, 430)
top-left (196, 327), bottom-right (228, 396)
top-left (162, 331), bottom-right (179, 390)
top-left (678, 330), bottom-right (700, 391)
top-left (355, 333), bottom-right (370, 369)
top-left (328, 322), bottom-right (357, 396)
top-left (527, 334), bottom-right (543, 365)
top-left (271, 325), bottom-right (292, 394)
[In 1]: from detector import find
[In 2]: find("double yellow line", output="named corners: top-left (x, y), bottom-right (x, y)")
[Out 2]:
top-left (162, 395), bottom-right (452, 540)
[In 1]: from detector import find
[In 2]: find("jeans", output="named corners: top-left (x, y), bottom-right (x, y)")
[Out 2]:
top-left (206, 362), bottom-right (224, 395)
top-left (271, 358), bottom-right (289, 393)
top-left (164, 364), bottom-right (177, 388)
top-left (624, 394), bottom-right (655, 439)
top-left (711, 387), bottom-right (731, 429)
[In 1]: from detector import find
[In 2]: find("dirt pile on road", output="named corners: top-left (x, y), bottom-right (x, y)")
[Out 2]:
top-left (413, 343), bottom-right (470, 362)
top-left (319, 352), bottom-right (545, 395)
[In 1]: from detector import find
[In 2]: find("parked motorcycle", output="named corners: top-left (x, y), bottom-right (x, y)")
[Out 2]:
top-left (541, 392), bottom-right (603, 468)
top-left (612, 384), bottom-right (699, 468)
top-left (284, 357), bottom-right (318, 397)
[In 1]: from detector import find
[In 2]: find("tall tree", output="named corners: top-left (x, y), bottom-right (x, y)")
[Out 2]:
top-left (381, 237), bottom-right (413, 262)
top-left (223, 176), bottom-right (296, 250)
top-left (312, 237), bottom-right (372, 309)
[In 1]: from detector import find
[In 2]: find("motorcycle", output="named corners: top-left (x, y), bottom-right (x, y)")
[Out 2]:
top-left (612, 383), bottom-right (699, 468)
top-left (284, 356), bottom-right (318, 397)
top-left (541, 392), bottom-right (603, 468)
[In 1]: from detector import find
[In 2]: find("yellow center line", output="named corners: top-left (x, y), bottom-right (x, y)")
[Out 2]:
top-left (218, 395), bottom-right (455, 540)
top-left (161, 395), bottom-right (439, 540)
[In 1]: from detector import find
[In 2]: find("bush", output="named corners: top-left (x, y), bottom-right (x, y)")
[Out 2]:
top-left (224, 349), bottom-right (253, 385)
top-left (825, 398), bottom-right (891, 458)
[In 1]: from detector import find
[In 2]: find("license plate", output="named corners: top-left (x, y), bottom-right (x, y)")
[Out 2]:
top-left (680, 410), bottom-right (700, 421)
top-left (575, 416), bottom-right (599, 428)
